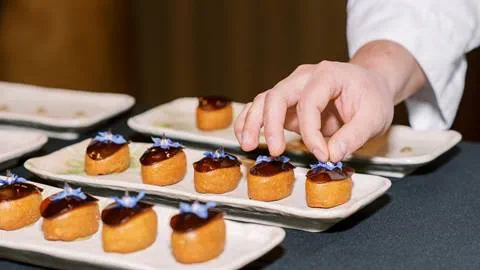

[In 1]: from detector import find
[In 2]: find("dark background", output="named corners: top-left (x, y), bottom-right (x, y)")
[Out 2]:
top-left (0, 0), bottom-right (478, 139)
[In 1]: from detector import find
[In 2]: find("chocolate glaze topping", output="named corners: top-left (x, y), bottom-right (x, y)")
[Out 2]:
top-left (101, 201), bottom-right (154, 226)
top-left (306, 167), bottom-right (354, 184)
top-left (198, 96), bottom-right (231, 111)
top-left (170, 209), bottom-right (222, 232)
top-left (86, 140), bottom-right (128, 161)
top-left (140, 146), bottom-right (183, 166)
top-left (249, 160), bottom-right (295, 177)
top-left (193, 156), bottom-right (241, 173)
top-left (40, 193), bottom-right (98, 219)
top-left (0, 183), bottom-right (42, 202)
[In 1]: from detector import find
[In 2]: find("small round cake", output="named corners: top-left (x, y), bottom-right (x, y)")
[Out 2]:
top-left (196, 96), bottom-right (233, 131)
top-left (193, 148), bottom-right (241, 194)
top-left (41, 184), bottom-right (99, 241)
top-left (140, 137), bottom-right (187, 186)
top-left (0, 173), bottom-right (43, 231)
top-left (102, 192), bottom-right (157, 253)
top-left (247, 155), bottom-right (295, 201)
top-left (170, 201), bottom-right (225, 264)
top-left (84, 131), bottom-right (130, 176)
top-left (305, 161), bottom-right (354, 208)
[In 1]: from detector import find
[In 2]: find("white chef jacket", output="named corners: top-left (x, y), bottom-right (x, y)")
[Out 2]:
top-left (347, 0), bottom-right (480, 130)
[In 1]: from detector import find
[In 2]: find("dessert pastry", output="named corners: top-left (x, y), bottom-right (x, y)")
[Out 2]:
top-left (196, 96), bottom-right (233, 131)
top-left (140, 136), bottom-right (186, 186)
top-left (0, 172), bottom-right (43, 231)
top-left (193, 148), bottom-right (241, 194)
top-left (247, 155), bottom-right (295, 201)
top-left (170, 201), bottom-right (225, 264)
top-left (41, 184), bottom-right (99, 241)
top-left (102, 192), bottom-right (157, 253)
top-left (84, 131), bottom-right (130, 176)
top-left (305, 161), bottom-right (354, 208)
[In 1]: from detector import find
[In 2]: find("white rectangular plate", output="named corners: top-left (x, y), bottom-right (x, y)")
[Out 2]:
top-left (127, 98), bottom-right (461, 178)
top-left (287, 125), bottom-right (462, 178)
top-left (0, 181), bottom-right (285, 270)
top-left (0, 129), bottom-right (47, 164)
top-left (24, 140), bottom-right (391, 232)
top-left (127, 97), bottom-right (300, 148)
top-left (0, 81), bottom-right (135, 129)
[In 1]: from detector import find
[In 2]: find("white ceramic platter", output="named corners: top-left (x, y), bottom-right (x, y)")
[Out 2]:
top-left (0, 81), bottom-right (135, 130)
top-left (287, 125), bottom-right (462, 178)
top-left (0, 129), bottom-right (47, 165)
top-left (24, 140), bottom-right (391, 232)
top-left (127, 97), bottom-right (300, 148)
top-left (0, 180), bottom-right (285, 270)
top-left (128, 98), bottom-right (461, 178)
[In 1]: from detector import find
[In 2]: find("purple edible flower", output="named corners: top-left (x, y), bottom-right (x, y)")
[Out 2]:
top-left (51, 183), bottom-right (87, 201)
top-left (179, 201), bottom-right (217, 219)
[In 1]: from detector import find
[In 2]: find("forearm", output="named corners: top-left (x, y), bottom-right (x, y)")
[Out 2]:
top-left (350, 40), bottom-right (426, 104)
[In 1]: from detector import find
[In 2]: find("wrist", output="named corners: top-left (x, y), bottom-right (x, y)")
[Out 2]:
top-left (350, 40), bottom-right (426, 104)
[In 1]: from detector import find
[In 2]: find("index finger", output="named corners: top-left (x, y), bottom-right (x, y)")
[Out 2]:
top-left (296, 71), bottom-right (338, 161)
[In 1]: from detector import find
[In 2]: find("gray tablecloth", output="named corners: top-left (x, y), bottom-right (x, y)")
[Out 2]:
top-left (1, 106), bottom-right (479, 270)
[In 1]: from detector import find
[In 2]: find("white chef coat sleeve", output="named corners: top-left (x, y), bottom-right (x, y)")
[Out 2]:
top-left (347, 0), bottom-right (480, 130)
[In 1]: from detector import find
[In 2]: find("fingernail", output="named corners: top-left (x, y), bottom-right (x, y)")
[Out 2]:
top-left (332, 141), bottom-right (347, 161)
top-left (312, 148), bottom-right (327, 162)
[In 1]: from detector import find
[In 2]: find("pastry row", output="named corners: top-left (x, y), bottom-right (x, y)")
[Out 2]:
top-left (85, 131), bottom-right (354, 209)
top-left (0, 173), bottom-right (226, 264)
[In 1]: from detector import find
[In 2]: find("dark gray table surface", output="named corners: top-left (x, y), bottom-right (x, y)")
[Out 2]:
top-left (1, 106), bottom-right (479, 270)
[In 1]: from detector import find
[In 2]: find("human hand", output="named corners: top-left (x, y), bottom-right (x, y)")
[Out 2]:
top-left (234, 60), bottom-right (395, 162)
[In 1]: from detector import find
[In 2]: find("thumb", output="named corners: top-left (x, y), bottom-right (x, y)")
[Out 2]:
top-left (327, 109), bottom-right (379, 162)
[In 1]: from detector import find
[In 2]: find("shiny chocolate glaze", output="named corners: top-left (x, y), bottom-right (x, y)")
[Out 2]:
top-left (40, 193), bottom-right (98, 219)
top-left (198, 96), bottom-right (231, 111)
top-left (101, 201), bottom-right (154, 226)
top-left (170, 210), bottom-right (222, 232)
top-left (140, 146), bottom-right (183, 166)
top-left (86, 140), bottom-right (128, 161)
top-left (249, 160), bottom-right (295, 177)
top-left (306, 167), bottom-right (354, 184)
top-left (193, 156), bottom-right (241, 173)
top-left (0, 183), bottom-right (42, 202)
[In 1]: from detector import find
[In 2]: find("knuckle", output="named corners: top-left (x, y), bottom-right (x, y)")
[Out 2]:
top-left (294, 64), bottom-right (313, 73)
top-left (264, 91), bottom-right (282, 105)
top-left (264, 91), bottom-right (275, 102)
top-left (253, 93), bottom-right (265, 103)
top-left (316, 60), bottom-right (337, 74)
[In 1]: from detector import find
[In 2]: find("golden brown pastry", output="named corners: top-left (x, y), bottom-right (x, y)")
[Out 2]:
top-left (84, 131), bottom-right (130, 175)
top-left (0, 173), bottom-right (43, 231)
top-left (305, 162), bottom-right (354, 208)
top-left (171, 201), bottom-right (225, 264)
top-left (140, 137), bottom-right (187, 186)
top-left (193, 148), bottom-right (241, 194)
top-left (101, 192), bottom-right (157, 253)
top-left (40, 184), bottom-right (99, 241)
top-left (196, 96), bottom-right (233, 131)
top-left (247, 155), bottom-right (295, 201)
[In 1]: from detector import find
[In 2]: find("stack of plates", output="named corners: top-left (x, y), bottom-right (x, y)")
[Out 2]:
top-left (0, 81), bottom-right (135, 140)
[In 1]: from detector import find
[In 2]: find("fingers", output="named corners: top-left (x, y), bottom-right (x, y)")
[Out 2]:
top-left (234, 102), bottom-right (252, 143)
top-left (240, 93), bottom-right (266, 151)
top-left (263, 65), bottom-right (313, 156)
top-left (327, 107), bottom-right (376, 162)
top-left (296, 70), bottom-right (337, 161)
